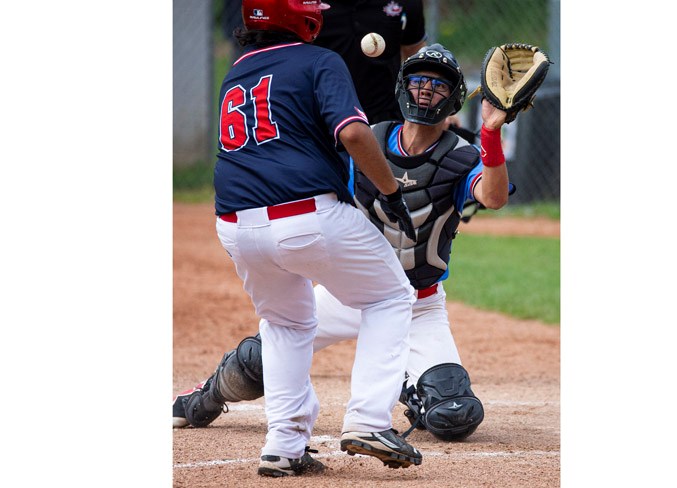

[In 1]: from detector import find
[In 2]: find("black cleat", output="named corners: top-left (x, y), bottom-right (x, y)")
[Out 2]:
top-left (257, 447), bottom-right (326, 477)
top-left (340, 429), bottom-right (422, 468)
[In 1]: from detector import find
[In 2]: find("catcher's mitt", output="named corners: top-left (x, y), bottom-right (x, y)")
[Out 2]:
top-left (476, 43), bottom-right (551, 123)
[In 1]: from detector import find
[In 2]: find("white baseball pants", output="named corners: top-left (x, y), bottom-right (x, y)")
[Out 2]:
top-left (312, 283), bottom-right (462, 389)
top-left (215, 192), bottom-right (414, 460)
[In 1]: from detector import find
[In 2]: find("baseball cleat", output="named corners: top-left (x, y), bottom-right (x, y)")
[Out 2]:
top-left (340, 429), bottom-right (422, 468)
top-left (257, 447), bottom-right (326, 477)
top-left (172, 380), bottom-right (207, 428)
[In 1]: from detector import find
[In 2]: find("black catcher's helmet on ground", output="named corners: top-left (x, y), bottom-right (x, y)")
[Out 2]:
top-left (396, 43), bottom-right (467, 125)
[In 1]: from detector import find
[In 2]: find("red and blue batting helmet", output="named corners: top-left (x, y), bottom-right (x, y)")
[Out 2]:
top-left (242, 0), bottom-right (330, 42)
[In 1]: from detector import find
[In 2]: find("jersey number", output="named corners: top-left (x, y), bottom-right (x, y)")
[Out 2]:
top-left (219, 75), bottom-right (279, 151)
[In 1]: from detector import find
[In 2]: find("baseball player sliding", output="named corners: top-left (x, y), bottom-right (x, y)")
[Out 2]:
top-left (174, 43), bottom-right (513, 449)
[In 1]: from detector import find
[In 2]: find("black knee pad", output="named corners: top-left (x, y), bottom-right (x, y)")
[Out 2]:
top-left (416, 363), bottom-right (484, 441)
top-left (236, 334), bottom-right (264, 384)
top-left (184, 334), bottom-right (264, 428)
top-left (216, 334), bottom-right (264, 402)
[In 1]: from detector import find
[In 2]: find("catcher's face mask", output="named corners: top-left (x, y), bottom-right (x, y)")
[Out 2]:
top-left (397, 44), bottom-right (467, 125)
top-left (402, 73), bottom-right (455, 125)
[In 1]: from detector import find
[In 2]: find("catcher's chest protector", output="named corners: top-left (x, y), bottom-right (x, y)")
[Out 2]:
top-left (355, 122), bottom-right (480, 289)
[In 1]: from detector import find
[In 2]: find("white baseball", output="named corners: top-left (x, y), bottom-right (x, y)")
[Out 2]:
top-left (360, 33), bottom-right (386, 58)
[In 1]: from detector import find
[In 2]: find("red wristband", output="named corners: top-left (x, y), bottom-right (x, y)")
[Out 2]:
top-left (480, 124), bottom-right (505, 167)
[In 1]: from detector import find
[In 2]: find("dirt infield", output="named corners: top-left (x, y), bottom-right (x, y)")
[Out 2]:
top-left (173, 203), bottom-right (560, 487)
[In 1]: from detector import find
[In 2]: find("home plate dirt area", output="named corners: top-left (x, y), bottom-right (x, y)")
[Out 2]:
top-left (173, 203), bottom-right (560, 487)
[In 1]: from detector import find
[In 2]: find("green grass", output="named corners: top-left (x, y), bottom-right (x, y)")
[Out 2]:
top-left (443, 233), bottom-right (560, 324)
top-left (173, 162), bottom-right (214, 203)
top-left (174, 186), bottom-right (214, 203)
top-left (492, 201), bottom-right (560, 220)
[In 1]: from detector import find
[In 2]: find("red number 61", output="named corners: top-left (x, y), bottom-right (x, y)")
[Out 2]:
top-left (219, 75), bottom-right (279, 152)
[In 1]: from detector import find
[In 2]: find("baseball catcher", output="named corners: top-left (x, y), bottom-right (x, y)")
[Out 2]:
top-left (175, 43), bottom-right (518, 443)
top-left (472, 43), bottom-right (551, 123)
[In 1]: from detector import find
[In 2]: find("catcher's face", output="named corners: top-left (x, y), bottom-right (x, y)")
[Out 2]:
top-left (406, 71), bottom-right (451, 108)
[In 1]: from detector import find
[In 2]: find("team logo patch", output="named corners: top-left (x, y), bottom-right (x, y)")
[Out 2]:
top-left (395, 172), bottom-right (417, 187)
top-left (250, 8), bottom-right (269, 20)
top-left (383, 1), bottom-right (403, 17)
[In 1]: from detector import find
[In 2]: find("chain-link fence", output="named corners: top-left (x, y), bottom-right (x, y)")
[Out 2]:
top-left (426, 0), bottom-right (560, 204)
top-left (174, 0), bottom-right (560, 204)
top-left (173, 0), bottom-right (213, 170)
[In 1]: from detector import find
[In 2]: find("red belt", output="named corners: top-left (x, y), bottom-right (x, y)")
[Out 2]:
top-left (416, 283), bottom-right (438, 299)
top-left (219, 197), bottom-right (317, 223)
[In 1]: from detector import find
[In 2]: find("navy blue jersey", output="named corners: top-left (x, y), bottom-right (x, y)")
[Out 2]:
top-left (214, 42), bottom-right (369, 214)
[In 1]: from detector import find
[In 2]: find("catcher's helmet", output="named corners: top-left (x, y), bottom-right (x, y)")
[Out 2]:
top-left (241, 0), bottom-right (330, 43)
top-left (396, 44), bottom-right (467, 125)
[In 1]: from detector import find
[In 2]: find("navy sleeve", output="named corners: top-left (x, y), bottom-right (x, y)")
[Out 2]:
top-left (313, 51), bottom-right (369, 145)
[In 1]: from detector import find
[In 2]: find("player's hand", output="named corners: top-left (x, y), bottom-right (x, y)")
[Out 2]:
top-left (379, 187), bottom-right (417, 242)
top-left (481, 99), bottom-right (507, 130)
